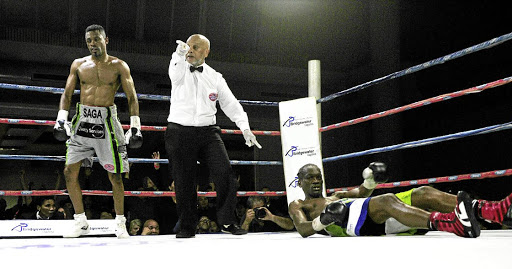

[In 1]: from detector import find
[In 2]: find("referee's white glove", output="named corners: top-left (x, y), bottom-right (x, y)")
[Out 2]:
top-left (243, 129), bottom-right (262, 149)
top-left (175, 40), bottom-right (190, 56)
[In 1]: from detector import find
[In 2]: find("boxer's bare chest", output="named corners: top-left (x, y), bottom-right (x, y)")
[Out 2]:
top-left (78, 60), bottom-right (119, 87)
top-left (302, 198), bottom-right (333, 220)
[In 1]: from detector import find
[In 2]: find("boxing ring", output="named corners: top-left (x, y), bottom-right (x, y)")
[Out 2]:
top-left (1, 32), bottom-right (512, 267)
top-left (0, 230), bottom-right (511, 268)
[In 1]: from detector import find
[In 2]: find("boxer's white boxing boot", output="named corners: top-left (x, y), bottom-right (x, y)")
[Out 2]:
top-left (115, 215), bottom-right (130, 239)
top-left (63, 213), bottom-right (90, 238)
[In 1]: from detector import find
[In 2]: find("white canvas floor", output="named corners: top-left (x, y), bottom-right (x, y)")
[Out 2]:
top-left (1, 230), bottom-right (511, 268)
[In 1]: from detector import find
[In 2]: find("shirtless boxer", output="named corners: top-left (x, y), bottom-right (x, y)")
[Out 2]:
top-left (289, 163), bottom-right (512, 238)
top-left (54, 24), bottom-right (142, 238)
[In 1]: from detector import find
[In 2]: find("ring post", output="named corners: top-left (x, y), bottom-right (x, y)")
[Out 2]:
top-left (308, 60), bottom-right (321, 147)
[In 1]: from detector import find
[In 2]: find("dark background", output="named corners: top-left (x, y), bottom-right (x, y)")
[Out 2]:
top-left (0, 0), bottom-right (510, 202)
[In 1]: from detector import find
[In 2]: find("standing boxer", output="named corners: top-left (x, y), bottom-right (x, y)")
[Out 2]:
top-left (54, 24), bottom-right (142, 238)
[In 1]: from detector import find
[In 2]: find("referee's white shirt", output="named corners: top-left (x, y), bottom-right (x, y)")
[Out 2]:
top-left (167, 52), bottom-right (250, 131)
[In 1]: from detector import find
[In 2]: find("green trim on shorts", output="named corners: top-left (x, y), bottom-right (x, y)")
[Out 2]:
top-left (105, 110), bottom-right (122, 173)
top-left (106, 115), bottom-right (115, 171)
top-left (325, 223), bottom-right (350, 237)
top-left (65, 139), bottom-right (69, 164)
top-left (71, 103), bottom-right (81, 130)
top-left (394, 188), bottom-right (415, 206)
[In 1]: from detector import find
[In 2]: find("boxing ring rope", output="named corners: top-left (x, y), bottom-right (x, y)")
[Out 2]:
top-left (322, 120), bottom-right (512, 163)
top-left (317, 31), bottom-right (512, 103)
top-left (1, 113), bottom-right (512, 165)
top-left (1, 32), bottom-right (511, 106)
top-left (1, 78), bottom-right (510, 193)
top-left (319, 76), bottom-right (512, 132)
top-left (0, 167), bottom-right (510, 197)
top-left (1, 32), bottom-right (511, 198)
top-left (2, 75), bottom-right (511, 136)
top-left (0, 189), bottom-right (286, 198)
top-left (327, 169), bottom-right (512, 193)
top-left (0, 118), bottom-right (281, 136)
top-left (1, 117), bottom-right (512, 166)
top-left (0, 83), bottom-right (279, 107)
top-left (0, 155), bottom-right (282, 166)
top-left (1, 75), bottom-right (511, 164)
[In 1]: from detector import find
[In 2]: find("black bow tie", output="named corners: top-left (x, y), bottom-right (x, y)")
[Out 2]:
top-left (190, 66), bottom-right (204, 73)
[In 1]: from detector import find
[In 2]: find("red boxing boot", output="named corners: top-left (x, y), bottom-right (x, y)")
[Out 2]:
top-left (429, 191), bottom-right (480, 238)
top-left (474, 192), bottom-right (512, 227)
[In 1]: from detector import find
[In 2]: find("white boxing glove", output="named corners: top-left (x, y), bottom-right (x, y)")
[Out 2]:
top-left (362, 162), bottom-right (388, 189)
top-left (125, 116), bottom-right (143, 149)
top-left (243, 129), bottom-right (262, 149)
top-left (53, 110), bottom-right (71, 141)
top-left (175, 40), bottom-right (190, 56)
top-left (362, 167), bottom-right (377, 189)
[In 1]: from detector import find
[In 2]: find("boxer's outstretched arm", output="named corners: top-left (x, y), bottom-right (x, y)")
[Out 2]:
top-left (332, 184), bottom-right (374, 199)
top-left (288, 200), bottom-right (317, 238)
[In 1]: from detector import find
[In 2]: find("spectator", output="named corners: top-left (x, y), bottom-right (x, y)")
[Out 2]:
top-left (151, 151), bottom-right (173, 191)
top-left (126, 152), bottom-right (180, 235)
top-left (58, 198), bottom-right (74, 219)
top-left (235, 199), bottom-right (247, 224)
top-left (125, 176), bottom-right (158, 222)
top-left (260, 187), bottom-right (289, 218)
top-left (240, 196), bottom-right (294, 232)
top-left (78, 157), bottom-right (94, 190)
top-left (209, 220), bottom-right (220, 233)
top-left (57, 207), bottom-right (68, 219)
top-left (154, 150), bottom-right (179, 235)
top-left (141, 219), bottom-right (160, 235)
top-left (197, 196), bottom-right (216, 222)
top-left (0, 198), bottom-right (7, 220)
top-left (261, 186), bottom-right (272, 207)
top-left (18, 169), bottom-right (34, 209)
top-left (3, 201), bottom-right (19, 220)
top-left (100, 211), bottom-right (114, 219)
top-left (196, 216), bottom-right (212, 234)
top-left (129, 219), bottom-right (142, 236)
top-left (18, 196), bottom-right (65, 220)
top-left (83, 196), bottom-right (95, 220)
top-left (143, 176), bottom-right (158, 191)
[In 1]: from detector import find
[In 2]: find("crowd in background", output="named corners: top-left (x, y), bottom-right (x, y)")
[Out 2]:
top-left (0, 152), bottom-right (293, 235)
top-left (1, 151), bottom-right (509, 234)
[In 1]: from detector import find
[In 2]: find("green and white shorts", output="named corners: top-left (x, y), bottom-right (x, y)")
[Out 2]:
top-left (66, 103), bottom-right (129, 174)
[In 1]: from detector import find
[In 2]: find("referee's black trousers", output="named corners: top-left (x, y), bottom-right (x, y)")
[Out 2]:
top-left (165, 122), bottom-right (238, 233)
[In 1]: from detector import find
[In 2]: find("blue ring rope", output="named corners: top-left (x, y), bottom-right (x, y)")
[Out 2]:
top-left (0, 155), bottom-right (283, 166)
top-left (318, 31), bottom-right (512, 103)
top-left (1, 34), bottom-right (510, 167)
top-left (0, 32), bottom-right (510, 107)
top-left (0, 83), bottom-right (279, 106)
top-left (1, 120), bottom-right (511, 165)
top-left (323, 121), bottom-right (512, 162)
